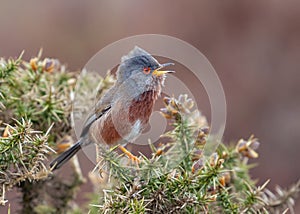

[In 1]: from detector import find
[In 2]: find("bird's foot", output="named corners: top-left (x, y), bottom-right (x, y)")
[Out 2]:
top-left (118, 145), bottom-right (140, 164)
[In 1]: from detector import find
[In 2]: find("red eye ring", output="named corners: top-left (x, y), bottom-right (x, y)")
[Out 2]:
top-left (143, 67), bottom-right (151, 74)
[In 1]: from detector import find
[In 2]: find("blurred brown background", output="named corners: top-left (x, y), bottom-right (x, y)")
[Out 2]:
top-left (1, 0), bottom-right (299, 212)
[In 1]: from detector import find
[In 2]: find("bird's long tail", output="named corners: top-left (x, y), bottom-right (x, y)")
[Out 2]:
top-left (50, 141), bottom-right (82, 170)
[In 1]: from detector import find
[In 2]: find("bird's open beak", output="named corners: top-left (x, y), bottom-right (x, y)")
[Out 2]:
top-left (152, 62), bottom-right (175, 77)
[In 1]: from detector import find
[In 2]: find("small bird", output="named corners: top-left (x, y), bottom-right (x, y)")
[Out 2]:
top-left (50, 46), bottom-right (174, 170)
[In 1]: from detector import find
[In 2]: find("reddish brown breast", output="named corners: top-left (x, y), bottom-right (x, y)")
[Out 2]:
top-left (128, 90), bottom-right (158, 125)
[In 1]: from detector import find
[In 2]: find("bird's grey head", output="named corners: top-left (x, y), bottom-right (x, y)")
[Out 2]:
top-left (116, 46), bottom-right (174, 93)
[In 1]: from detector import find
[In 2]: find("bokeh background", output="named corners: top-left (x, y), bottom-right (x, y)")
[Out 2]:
top-left (1, 0), bottom-right (299, 212)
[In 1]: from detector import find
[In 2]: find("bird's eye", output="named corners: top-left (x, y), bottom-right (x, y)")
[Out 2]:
top-left (143, 67), bottom-right (151, 74)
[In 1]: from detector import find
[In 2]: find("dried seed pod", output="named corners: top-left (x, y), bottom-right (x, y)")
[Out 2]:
top-left (236, 135), bottom-right (260, 159)
top-left (210, 153), bottom-right (219, 167)
top-left (178, 94), bottom-right (194, 111)
top-left (43, 58), bottom-right (59, 72)
top-left (163, 96), bottom-right (172, 105)
top-left (192, 158), bottom-right (204, 174)
top-left (236, 139), bottom-right (248, 153)
top-left (217, 158), bottom-right (224, 167)
top-left (245, 148), bottom-right (259, 159)
top-left (194, 128), bottom-right (209, 147)
top-left (160, 108), bottom-right (172, 119)
top-left (192, 149), bottom-right (203, 162)
top-left (218, 172), bottom-right (231, 186)
top-left (160, 105), bottom-right (180, 119)
top-left (30, 57), bottom-right (39, 71)
top-left (201, 127), bottom-right (209, 135)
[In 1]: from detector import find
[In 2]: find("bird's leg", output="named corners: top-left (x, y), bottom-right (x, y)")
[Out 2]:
top-left (118, 145), bottom-right (140, 163)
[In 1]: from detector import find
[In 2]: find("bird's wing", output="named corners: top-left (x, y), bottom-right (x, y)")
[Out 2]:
top-left (80, 84), bottom-right (118, 138)
top-left (80, 105), bottom-right (111, 138)
top-left (80, 81), bottom-right (118, 137)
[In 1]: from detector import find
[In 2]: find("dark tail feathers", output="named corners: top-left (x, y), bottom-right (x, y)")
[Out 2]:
top-left (50, 141), bottom-right (82, 170)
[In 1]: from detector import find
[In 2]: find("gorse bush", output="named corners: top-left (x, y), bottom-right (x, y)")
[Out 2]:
top-left (0, 53), bottom-right (102, 213)
top-left (0, 53), bottom-right (299, 213)
top-left (92, 96), bottom-right (299, 214)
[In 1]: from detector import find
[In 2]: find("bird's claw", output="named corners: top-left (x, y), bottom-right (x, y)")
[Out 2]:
top-left (118, 145), bottom-right (140, 164)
